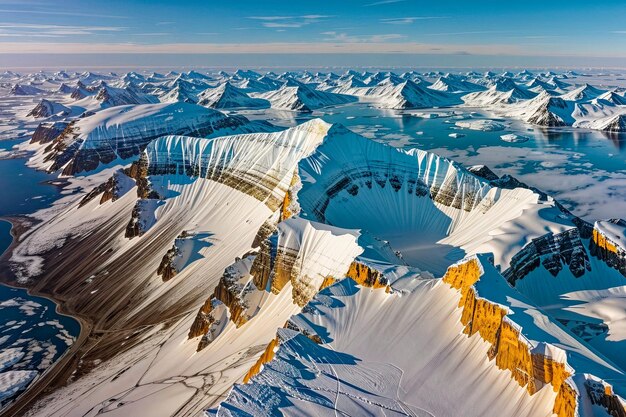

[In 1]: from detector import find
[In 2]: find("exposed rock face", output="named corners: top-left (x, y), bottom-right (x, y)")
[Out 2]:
top-left (78, 175), bottom-right (117, 208)
top-left (585, 379), bottom-right (626, 417)
top-left (126, 154), bottom-right (152, 199)
top-left (123, 155), bottom-right (160, 239)
top-left (443, 256), bottom-right (626, 417)
top-left (187, 217), bottom-right (362, 351)
top-left (70, 81), bottom-right (90, 99)
top-left (468, 164), bottom-right (499, 181)
top-left (157, 249), bottom-right (178, 281)
top-left (188, 297), bottom-right (215, 339)
top-left (27, 99), bottom-right (70, 118)
top-left (503, 228), bottom-right (591, 285)
top-left (280, 172), bottom-right (300, 221)
top-left (30, 121), bottom-right (69, 145)
top-left (345, 261), bottom-right (389, 289)
top-left (599, 114), bottom-right (626, 132)
top-left (525, 95), bottom-right (570, 127)
top-left (589, 220), bottom-right (626, 277)
top-left (242, 337), bottom-right (279, 384)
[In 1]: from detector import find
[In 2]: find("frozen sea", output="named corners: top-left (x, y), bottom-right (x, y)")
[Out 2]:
top-left (0, 139), bottom-right (79, 409)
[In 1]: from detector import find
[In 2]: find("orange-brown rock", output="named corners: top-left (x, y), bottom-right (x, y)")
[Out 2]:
top-left (461, 288), bottom-right (506, 345)
top-left (188, 297), bottom-right (215, 339)
top-left (280, 171), bottom-right (300, 221)
top-left (319, 276), bottom-right (336, 291)
top-left (243, 337), bottom-right (279, 384)
top-left (553, 381), bottom-right (578, 417)
top-left (532, 353), bottom-right (570, 393)
top-left (346, 262), bottom-right (389, 289)
top-left (590, 224), bottom-right (626, 277)
top-left (213, 277), bottom-right (248, 328)
top-left (593, 228), bottom-right (618, 254)
top-left (493, 321), bottom-right (535, 393)
top-left (442, 258), bottom-right (482, 289)
top-left (443, 257), bottom-right (577, 408)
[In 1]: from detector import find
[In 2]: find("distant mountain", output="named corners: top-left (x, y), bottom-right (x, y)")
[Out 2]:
top-left (197, 82), bottom-right (270, 109)
top-left (258, 83), bottom-right (356, 112)
top-left (9, 83), bottom-right (45, 96)
top-left (26, 99), bottom-right (71, 118)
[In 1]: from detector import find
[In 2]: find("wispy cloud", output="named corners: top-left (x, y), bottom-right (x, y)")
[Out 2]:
top-left (132, 32), bottom-right (171, 36)
top-left (381, 17), bottom-right (447, 25)
top-left (0, 8), bottom-right (127, 19)
top-left (611, 31), bottom-right (626, 34)
top-left (0, 23), bottom-right (126, 37)
top-left (321, 31), bottom-right (405, 42)
top-left (422, 30), bottom-right (512, 36)
top-left (365, 0), bottom-right (405, 6)
top-left (248, 15), bottom-right (331, 29)
top-left (0, 41), bottom-right (527, 55)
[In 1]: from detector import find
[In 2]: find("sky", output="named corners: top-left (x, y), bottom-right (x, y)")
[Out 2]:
top-left (1, 0), bottom-right (626, 68)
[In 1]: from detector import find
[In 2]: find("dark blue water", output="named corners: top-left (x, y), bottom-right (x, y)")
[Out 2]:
top-left (0, 138), bottom-right (79, 408)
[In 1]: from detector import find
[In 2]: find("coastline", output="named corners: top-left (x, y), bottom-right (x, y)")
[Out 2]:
top-left (0, 215), bottom-right (92, 417)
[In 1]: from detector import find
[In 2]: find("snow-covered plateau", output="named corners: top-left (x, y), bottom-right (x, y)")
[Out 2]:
top-left (0, 68), bottom-right (625, 417)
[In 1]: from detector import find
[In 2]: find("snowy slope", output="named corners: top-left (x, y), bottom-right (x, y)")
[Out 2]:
top-left (197, 82), bottom-right (270, 109)
top-left (256, 84), bottom-right (356, 112)
top-left (26, 102), bottom-right (275, 175)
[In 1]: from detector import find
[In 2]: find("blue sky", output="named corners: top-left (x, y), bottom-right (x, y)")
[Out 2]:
top-left (1, 0), bottom-right (626, 66)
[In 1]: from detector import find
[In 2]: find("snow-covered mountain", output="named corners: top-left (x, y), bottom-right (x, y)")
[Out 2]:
top-left (256, 83), bottom-right (356, 112)
top-left (26, 99), bottom-right (71, 119)
top-left (2, 68), bottom-right (626, 417)
top-left (28, 102), bottom-right (276, 175)
top-left (9, 83), bottom-right (46, 96)
top-left (197, 82), bottom-right (270, 109)
top-left (4, 110), bottom-right (625, 417)
top-left (365, 79), bottom-right (462, 109)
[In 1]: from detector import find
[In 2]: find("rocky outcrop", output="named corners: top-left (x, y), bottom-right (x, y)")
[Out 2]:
top-left (280, 172), bottom-right (300, 221)
top-left (600, 115), bottom-right (626, 132)
top-left (157, 231), bottom-right (192, 281)
top-left (242, 337), bottom-right (279, 383)
top-left (30, 122), bottom-right (69, 145)
top-left (589, 220), bottom-right (626, 277)
top-left (188, 217), bottom-right (362, 350)
top-left (443, 256), bottom-right (626, 417)
top-left (525, 96), bottom-right (570, 127)
top-left (125, 155), bottom-right (153, 199)
top-left (345, 261), bottom-right (389, 289)
top-left (78, 175), bottom-right (117, 208)
top-left (585, 379), bottom-right (626, 417)
top-left (188, 255), bottom-right (260, 350)
top-left (27, 99), bottom-right (70, 118)
top-left (188, 297), bottom-right (215, 339)
top-left (468, 164), bottom-right (499, 181)
top-left (503, 228), bottom-right (591, 285)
